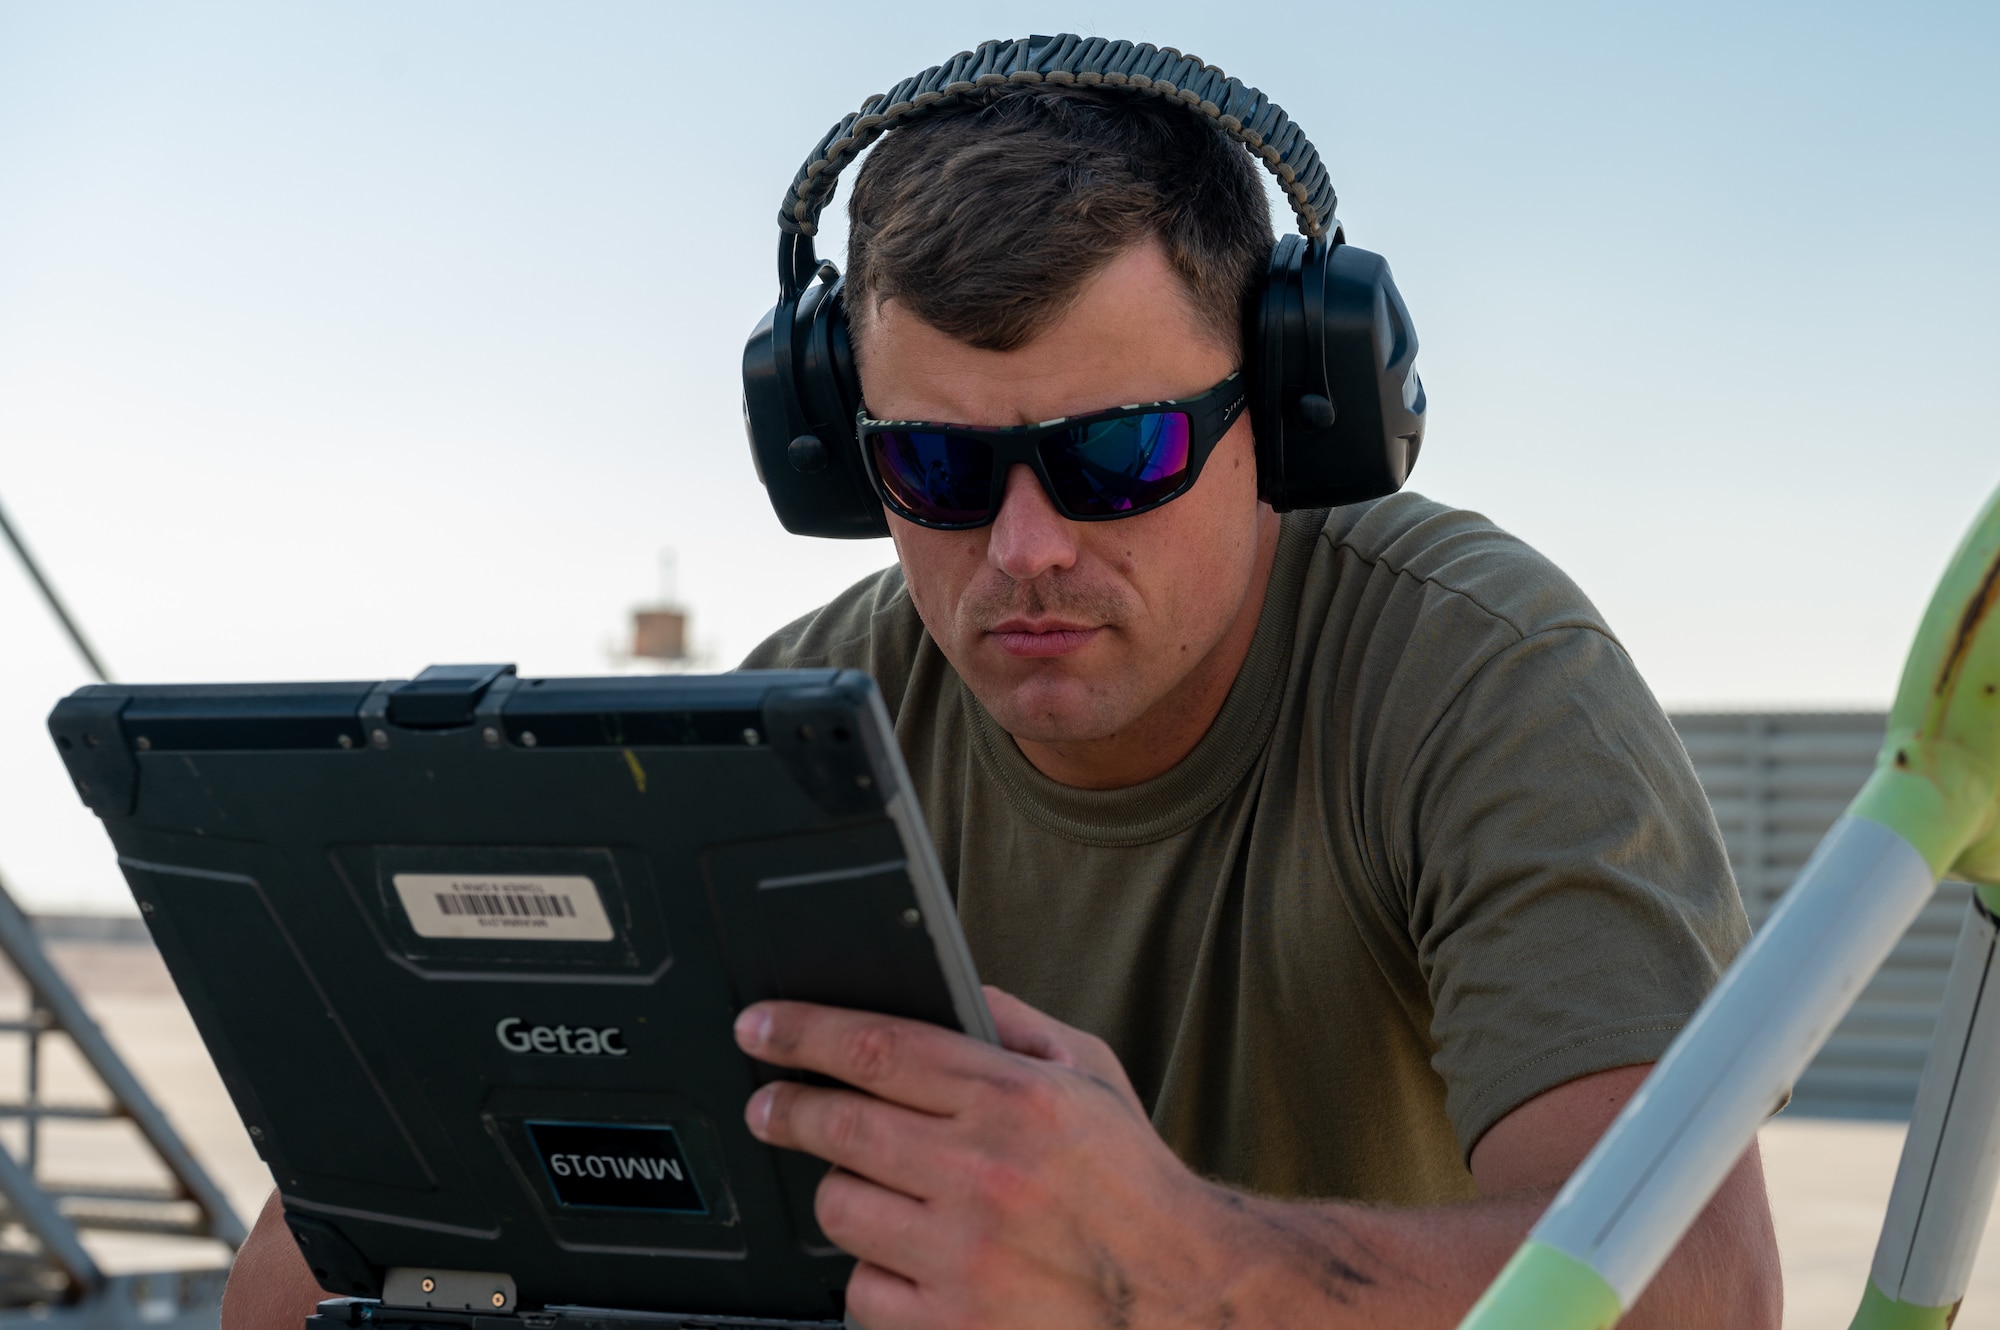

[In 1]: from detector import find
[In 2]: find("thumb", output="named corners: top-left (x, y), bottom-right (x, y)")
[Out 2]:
top-left (983, 985), bottom-right (1076, 1062)
top-left (982, 986), bottom-right (1143, 1112)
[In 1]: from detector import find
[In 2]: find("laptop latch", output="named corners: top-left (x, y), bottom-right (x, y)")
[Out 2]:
top-left (385, 664), bottom-right (517, 730)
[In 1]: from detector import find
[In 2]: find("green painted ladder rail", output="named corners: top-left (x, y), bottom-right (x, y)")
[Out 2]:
top-left (1455, 481), bottom-right (2000, 1330)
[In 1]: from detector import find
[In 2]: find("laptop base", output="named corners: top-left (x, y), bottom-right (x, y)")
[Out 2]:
top-left (310, 1299), bottom-right (844, 1330)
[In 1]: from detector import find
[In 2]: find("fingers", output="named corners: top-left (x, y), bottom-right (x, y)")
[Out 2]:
top-left (814, 1167), bottom-right (934, 1276)
top-left (845, 1260), bottom-right (928, 1330)
top-left (735, 1001), bottom-right (1019, 1116)
top-left (746, 1081), bottom-right (946, 1198)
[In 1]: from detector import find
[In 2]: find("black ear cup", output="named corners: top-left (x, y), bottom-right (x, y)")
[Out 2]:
top-left (1249, 234), bottom-right (1425, 513)
top-left (742, 268), bottom-right (887, 538)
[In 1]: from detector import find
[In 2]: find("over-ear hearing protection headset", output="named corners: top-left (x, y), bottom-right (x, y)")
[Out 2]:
top-left (741, 34), bottom-right (1426, 539)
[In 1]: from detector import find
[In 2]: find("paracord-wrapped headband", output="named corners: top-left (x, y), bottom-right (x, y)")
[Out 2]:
top-left (775, 34), bottom-right (1337, 294)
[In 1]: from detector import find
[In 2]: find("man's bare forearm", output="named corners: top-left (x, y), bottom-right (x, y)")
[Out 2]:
top-left (223, 1191), bottom-right (333, 1330)
top-left (220, 1156), bottom-right (1779, 1330)
top-left (1199, 1148), bottom-right (1780, 1330)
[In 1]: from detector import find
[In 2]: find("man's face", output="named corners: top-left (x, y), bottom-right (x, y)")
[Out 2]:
top-left (856, 239), bottom-right (1280, 786)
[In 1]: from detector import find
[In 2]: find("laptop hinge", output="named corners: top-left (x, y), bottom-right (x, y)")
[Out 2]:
top-left (380, 1267), bottom-right (517, 1314)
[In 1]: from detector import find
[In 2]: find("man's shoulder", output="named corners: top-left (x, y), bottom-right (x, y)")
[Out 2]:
top-left (740, 563), bottom-right (928, 695)
top-left (1311, 491), bottom-right (1614, 645)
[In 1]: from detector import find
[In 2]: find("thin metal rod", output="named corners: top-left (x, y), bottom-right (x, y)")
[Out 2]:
top-left (0, 1101), bottom-right (114, 1121)
top-left (22, 1005), bottom-right (39, 1173)
top-left (0, 1137), bottom-right (102, 1290)
top-left (44, 1182), bottom-right (186, 1201)
top-left (0, 495), bottom-right (111, 682)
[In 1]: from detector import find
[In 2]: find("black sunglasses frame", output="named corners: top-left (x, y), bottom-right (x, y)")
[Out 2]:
top-left (856, 374), bottom-right (1248, 531)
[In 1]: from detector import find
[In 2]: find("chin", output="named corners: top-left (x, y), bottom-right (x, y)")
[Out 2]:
top-left (976, 675), bottom-right (1133, 746)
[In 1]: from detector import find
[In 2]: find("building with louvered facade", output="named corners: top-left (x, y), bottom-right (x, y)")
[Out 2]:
top-left (1669, 711), bottom-right (1970, 1119)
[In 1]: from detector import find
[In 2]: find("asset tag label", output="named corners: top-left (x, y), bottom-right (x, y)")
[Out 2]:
top-left (392, 873), bottom-right (614, 942)
top-left (527, 1121), bottom-right (706, 1212)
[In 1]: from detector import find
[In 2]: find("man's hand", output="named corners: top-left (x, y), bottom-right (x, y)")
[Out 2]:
top-left (736, 989), bottom-right (1783, 1330)
top-left (737, 987), bottom-right (1246, 1329)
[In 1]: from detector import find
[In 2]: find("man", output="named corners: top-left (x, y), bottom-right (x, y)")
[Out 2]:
top-left (225, 81), bottom-right (1781, 1328)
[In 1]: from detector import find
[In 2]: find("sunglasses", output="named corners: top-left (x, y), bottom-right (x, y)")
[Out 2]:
top-left (857, 374), bottom-right (1247, 530)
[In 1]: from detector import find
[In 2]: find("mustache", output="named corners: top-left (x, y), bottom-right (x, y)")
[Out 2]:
top-left (961, 570), bottom-right (1134, 630)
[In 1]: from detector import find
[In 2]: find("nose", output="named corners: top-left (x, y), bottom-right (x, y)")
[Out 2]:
top-left (986, 464), bottom-right (1080, 583)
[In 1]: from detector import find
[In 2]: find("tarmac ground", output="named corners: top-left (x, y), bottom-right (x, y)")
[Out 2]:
top-left (20, 937), bottom-right (2000, 1328)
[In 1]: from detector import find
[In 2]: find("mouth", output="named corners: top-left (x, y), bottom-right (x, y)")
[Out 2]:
top-left (984, 617), bottom-right (1105, 659)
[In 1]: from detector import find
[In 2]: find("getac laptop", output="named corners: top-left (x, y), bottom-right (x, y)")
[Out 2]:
top-left (48, 666), bottom-right (992, 1330)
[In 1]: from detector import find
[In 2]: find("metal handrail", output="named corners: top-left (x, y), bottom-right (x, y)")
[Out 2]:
top-left (0, 496), bottom-right (110, 683)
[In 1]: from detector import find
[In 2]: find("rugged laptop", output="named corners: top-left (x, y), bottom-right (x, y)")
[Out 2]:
top-left (49, 666), bottom-right (992, 1330)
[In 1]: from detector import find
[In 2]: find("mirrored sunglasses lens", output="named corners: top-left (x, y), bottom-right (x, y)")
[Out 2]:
top-left (1042, 412), bottom-right (1194, 516)
top-left (869, 431), bottom-right (995, 526)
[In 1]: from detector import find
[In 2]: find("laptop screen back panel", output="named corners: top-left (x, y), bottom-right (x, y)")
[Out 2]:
top-left (52, 670), bottom-right (984, 1324)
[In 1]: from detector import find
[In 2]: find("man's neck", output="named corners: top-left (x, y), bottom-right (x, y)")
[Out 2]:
top-left (1011, 509), bottom-right (1286, 790)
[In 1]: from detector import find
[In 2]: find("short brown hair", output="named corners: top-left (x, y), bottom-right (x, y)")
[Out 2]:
top-left (844, 85), bottom-right (1275, 357)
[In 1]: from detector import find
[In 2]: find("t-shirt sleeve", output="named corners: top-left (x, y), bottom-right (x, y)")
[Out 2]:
top-left (1390, 624), bottom-right (1749, 1158)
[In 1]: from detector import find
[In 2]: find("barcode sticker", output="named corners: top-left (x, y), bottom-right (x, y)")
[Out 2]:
top-left (392, 874), bottom-right (614, 942)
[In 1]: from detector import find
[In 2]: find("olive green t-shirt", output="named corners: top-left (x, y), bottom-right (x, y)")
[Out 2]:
top-left (742, 494), bottom-right (1748, 1206)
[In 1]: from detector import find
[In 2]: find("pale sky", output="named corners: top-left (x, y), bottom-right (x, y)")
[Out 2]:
top-left (3, 1), bottom-right (1996, 912)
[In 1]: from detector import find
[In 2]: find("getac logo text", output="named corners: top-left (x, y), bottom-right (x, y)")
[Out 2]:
top-left (495, 1017), bottom-right (629, 1057)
